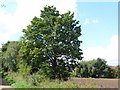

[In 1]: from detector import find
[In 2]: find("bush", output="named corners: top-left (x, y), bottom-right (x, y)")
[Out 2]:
top-left (30, 72), bottom-right (47, 86)
top-left (18, 61), bottom-right (32, 79)
top-left (8, 72), bottom-right (32, 88)
top-left (5, 75), bottom-right (15, 85)
top-left (3, 72), bottom-right (15, 85)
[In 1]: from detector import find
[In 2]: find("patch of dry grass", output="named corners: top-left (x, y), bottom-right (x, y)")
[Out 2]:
top-left (69, 77), bottom-right (119, 88)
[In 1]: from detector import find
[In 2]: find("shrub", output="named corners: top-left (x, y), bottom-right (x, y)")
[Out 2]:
top-left (30, 73), bottom-right (46, 86)
top-left (3, 72), bottom-right (15, 85)
top-left (18, 61), bottom-right (32, 79)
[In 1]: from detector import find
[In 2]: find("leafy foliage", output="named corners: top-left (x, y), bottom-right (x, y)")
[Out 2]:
top-left (74, 58), bottom-right (118, 78)
top-left (2, 72), bottom-right (15, 85)
top-left (19, 6), bottom-right (83, 80)
top-left (115, 65), bottom-right (120, 78)
top-left (0, 41), bottom-right (20, 72)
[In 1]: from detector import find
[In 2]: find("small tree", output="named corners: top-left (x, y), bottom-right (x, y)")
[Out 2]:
top-left (93, 58), bottom-right (108, 78)
top-left (19, 6), bottom-right (83, 80)
top-left (0, 41), bottom-right (20, 72)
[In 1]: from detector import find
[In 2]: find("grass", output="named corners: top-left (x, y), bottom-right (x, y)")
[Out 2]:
top-left (7, 72), bottom-right (96, 88)
top-left (8, 71), bottom-right (119, 88)
top-left (11, 80), bottom-right (91, 88)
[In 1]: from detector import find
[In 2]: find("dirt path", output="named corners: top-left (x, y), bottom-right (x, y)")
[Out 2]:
top-left (69, 77), bottom-right (119, 88)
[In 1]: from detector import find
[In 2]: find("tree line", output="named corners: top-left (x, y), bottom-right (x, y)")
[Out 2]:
top-left (73, 58), bottom-right (120, 78)
top-left (0, 41), bottom-right (119, 80)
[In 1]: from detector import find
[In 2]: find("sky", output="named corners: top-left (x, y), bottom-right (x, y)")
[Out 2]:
top-left (0, 0), bottom-right (118, 66)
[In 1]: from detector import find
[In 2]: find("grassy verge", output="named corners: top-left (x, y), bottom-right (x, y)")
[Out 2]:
top-left (6, 72), bottom-right (97, 88)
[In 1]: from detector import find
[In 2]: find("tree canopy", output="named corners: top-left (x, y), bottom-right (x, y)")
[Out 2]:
top-left (19, 6), bottom-right (83, 80)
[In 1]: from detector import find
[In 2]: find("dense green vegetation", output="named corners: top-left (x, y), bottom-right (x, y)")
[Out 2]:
top-left (0, 41), bottom-right (20, 72)
top-left (0, 6), bottom-right (119, 88)
top-left (19, 5), bottom-right (83, 81)
top-left (0, 6), bottom-right (84, 88)
top-left (73, 58), bottom-right (120, 78)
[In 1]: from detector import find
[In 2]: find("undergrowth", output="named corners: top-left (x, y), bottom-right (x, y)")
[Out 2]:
top-left (8, 72), bottom-right (97, 88)
top-left (5, 62), bottom-right (97, 88)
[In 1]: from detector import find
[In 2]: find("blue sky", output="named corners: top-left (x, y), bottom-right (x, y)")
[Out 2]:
top-left (0, 0), bottom-right (16, 13)
top-left (0, 0), bottom-right (118, 65)
top-left (76, 2), bottom-right (118, 48)
top-left (76, 2), bottom-right (118, 66)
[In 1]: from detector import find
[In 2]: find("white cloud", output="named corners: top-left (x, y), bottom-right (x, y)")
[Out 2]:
top-left (83, 35), bottom-right (118, 66)
top-left (83, 18), bottom-right (99, 25)
top-left (0, 0), bottom-right (77, 48)
top-left (83, 18), bottom-right (89, 25)
top-left (0, 12), bottom-right (15, 46)
top-left (92, 19), bottom-right (99, 23)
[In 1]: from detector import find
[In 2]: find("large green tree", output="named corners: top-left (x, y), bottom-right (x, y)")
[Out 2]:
top-left (19, 6), bottom-right (83, 80)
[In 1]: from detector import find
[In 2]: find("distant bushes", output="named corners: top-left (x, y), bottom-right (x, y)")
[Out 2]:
top-left (72, 58), bottom-right (120, 78)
